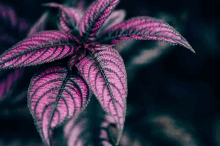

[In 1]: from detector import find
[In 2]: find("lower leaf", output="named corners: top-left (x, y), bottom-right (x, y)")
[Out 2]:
top-left (27, 63), bottom-right (91, 146)
top-left (76, 45), bottom-right (127, 145)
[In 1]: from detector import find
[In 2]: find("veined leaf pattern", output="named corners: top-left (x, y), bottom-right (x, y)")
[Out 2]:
top-left (28, 63), bottom-right (91, 146)
top-left (96, 16), bottom-right (195, 52)
top-left (76, 45), bottom-right (127, 144)
top-left (44, 3), bottom-right (82, 33)
top-left (0, 31), bottom-right (81, 69)
top-left (80, 0), bottom-right (120, 41)
top-left (96, 10), bottom-right (126, 36)
top-left (27, 11), bottom-right (49, 37)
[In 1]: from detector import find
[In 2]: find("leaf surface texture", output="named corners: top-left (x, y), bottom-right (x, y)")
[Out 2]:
top-left (76, 45), bottom-right (127, 143)
top-left (28, 63), bottom-right (91, 146)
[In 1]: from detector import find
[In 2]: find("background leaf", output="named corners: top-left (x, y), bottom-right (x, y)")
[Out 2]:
top-left (80, 0), bottom-right (120, 42)
top-left (64, 98), bottom-right (116, 146)
top-left (0, 31), bottom-right (81, 69)
top-left (44, 3), bottom-right (82, 33)
top-left (0, 3), bottom-right (29, 103)
top-left (96, 16), bottom-right (195, 53)
top-left (76, 45), bottom-right (127, 144)
top-left (28, 63), bottom-right (91, 146)
top-left (27, 11), bottom-right (49, 37)
top-left (0, 68), bottom-right (24, 102)
top-left (96, 10), bottom-right (126, 36)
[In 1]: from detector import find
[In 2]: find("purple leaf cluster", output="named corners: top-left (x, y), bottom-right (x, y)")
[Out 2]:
top-left (0, 0), bottom-right (195, 145)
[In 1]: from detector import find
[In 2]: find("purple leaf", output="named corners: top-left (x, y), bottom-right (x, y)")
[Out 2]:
top-left (0, 68), bottom-right (24, 102)
top-left (27, 11), bottom-right (49, 37)
top-left (97, 10), bottom-right (126, 36)
top-left (28, 63), bottom-right (91, 146)
top-left (76, 45), bottom-right (127, 144)
top-left (0, 31), bottom-right (81, 69)
top-left (43, 3), bottom-right (82, 33)
top-left (80, 0), bottom-right (120, 41)
top-left (96, 16), bottom-right (195, 53)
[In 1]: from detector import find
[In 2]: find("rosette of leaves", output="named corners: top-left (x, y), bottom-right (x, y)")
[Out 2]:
top-left (0, 0), bottom-right (195, 145)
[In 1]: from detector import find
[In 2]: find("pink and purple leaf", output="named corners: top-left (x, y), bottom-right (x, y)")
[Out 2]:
top-left (95, 16), bottom-right (195, 53)
top-left (80, 0), bottom-right (120, 41)
top-left (0, 31), bottom-right (81, 69)
top-left (28, 63), bottom-right (91, 146)
top-left (75, 45), bottom-right (127, 145)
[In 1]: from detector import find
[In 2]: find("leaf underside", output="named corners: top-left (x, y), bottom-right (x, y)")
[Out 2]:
top-left (28, 63), bottom-right (91, 146)
top-left (76, 45), bottom-right (127, 144)
top-left (0, 31), bottom-right (81, 69)
top-left (80, 0), bottom-right (120, 41)
top-left (96, 16), bottom-right (195, 53)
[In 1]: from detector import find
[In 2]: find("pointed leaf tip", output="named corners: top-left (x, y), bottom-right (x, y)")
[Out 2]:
top-left (28, 64), bottom-right (91, 146)
top-left (190, 47), bottom-right (196, 53)
top-left (96, 16), bottom-right (194, 52)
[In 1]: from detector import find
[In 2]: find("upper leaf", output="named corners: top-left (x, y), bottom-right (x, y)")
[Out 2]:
top-left (95, 16), bottom-right (195, 53)
top-left (44, 3), bottom-right (82, 33)
top-left (0, 31), bottom-right (81, 69)
top-left (96, 10), bottom-right (126, 36)
top-left (27, 11), bottom-right (49, 37)
top-left (28, 63), bottom-right (91, 146)
top-left (80, 0), bottom-right (120, 42)
top-left (76, 45), bottom-right (127, 145)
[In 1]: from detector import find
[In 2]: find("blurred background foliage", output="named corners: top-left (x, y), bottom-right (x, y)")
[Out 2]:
top-left (0, 0), bottom-right (219, 145)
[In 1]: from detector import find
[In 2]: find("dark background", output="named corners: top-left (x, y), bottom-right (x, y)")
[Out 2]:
top-left (0, 0), bottom-right (219, 145)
